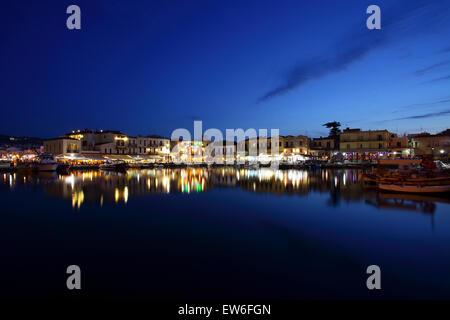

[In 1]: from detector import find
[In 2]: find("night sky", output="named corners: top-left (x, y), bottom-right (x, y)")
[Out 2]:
top-left (1, 0), bottom-right (449, 138)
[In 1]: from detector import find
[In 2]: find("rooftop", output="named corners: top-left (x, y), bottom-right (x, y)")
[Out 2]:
top-left (44, 137), bottom-right (80, 141)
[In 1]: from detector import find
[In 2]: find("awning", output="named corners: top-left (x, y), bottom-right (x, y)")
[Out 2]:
top-left (55, 154), bottom-right (88, 160)
top-left (103, 155), bottom-right (134, 160)
top-left (133, 154), bottom-right (164, 160)
top-left (83, 155), bottom-right (106, 160)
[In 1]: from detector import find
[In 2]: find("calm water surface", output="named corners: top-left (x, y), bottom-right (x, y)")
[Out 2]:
top-left (1, 168), bottom-right (449, 299)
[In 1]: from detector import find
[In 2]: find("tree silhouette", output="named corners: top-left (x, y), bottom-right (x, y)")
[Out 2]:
top-left (323, 121), bottom-right (341, 138)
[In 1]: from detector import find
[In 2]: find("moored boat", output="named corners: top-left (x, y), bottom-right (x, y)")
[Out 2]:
top-left (364, 156), bottom-right (450, 192)
top-left (244, 163), bottom-right (259, 170)
top-left (16, 162), bottom-right (34, 173)
top-left (377, 159), bottom-right (422, 166)
top-left (379, 183), bottom-right (450, 194)
top-left (69, 164), bottom-right (100, 170)
top-left (363, 173), bottom-right (450, 186)
top-left (56, 163), bottom-right (70, 173)
top-left (36, 155), bottom-right (58, 171)
top-left (100, 161), bottom-right (128, 171)
top-left (362, 173), bottom-right (378, 184)
top-left (0, 159), bottom-right (14, 170)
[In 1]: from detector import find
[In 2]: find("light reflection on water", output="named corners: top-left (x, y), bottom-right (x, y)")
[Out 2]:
top-left (2, 167), bottom-right (450, 299)
top-left (2, 168), bottom-right (448, 214)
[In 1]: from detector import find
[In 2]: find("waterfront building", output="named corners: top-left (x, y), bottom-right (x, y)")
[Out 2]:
top-left (43, 126), bottom-right (449, 163)
top-left (44, 137), bottom-right (81, 155)
top-left (408, 129), bottom-right (450, 158)
top-left (66, 129), bottom-right (121, 152)
top-left (241, 136), bottom-right (280, 163)
top-left (168, 139), bottom-right (236, 163)
top-left (310, 137), bottom-right (336, 158)
top-left (388, 135), bottom-right (409, 157)
top-left (65, 129), bottom-right (124, 156)
top-left (240, 135), bottom-right (309, 163)
top-left (281, 135), bottom-right (310, 155)
top-left (243, 135), bottom-right (308, 155)
top-left (130, 135), bottom-right (170, 156)
top-left (95, 133), bottom-right (129, 155)
top-left (339, 128), bottom-right (409, 159)
top-left (205, 140), bottom-right (237, 163)
top-left (170, 140), bottom-right (207, 163)
top-left (64, 129), bottom-right (170, 160)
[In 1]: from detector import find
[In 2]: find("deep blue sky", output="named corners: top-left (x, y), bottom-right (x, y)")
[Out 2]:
top-left (1, 0), bottom-right (449, 138)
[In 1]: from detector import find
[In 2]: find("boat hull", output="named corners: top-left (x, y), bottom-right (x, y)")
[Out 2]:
top-left (379, 183), bottom-right (450, 194)
top-left (100, 163), bottom-right (128, 171)
top-left (363, 173), bottom-right (450, 186)
top-left (0, 162), bottom-right (13, 170)
top-left (38, 163), bottom-right (58, 171)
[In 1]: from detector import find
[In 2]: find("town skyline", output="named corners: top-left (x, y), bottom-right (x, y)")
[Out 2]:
top-left (2, 121), bottom-right (449, 141)
top-left (2, 124), bottom-right (450, 145)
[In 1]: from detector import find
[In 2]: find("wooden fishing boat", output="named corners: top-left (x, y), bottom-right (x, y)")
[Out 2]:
top-left (363, 173), bottom-right (450, 185)
top-left (381, 175), bottom-right (450, 185)
top-left (36, 155), bottom-right (58, 171)
top-left (56, 163), bottom-right (70, 173)
top-left (378, 159), bottom-right (422, 166)
top-left (100, 161), bottom-right (128, 172)
top-left (0, 160), bottom-right (14, 171)
top-left (16, 162), bottom-right (34, 173)
top-left (362, 173), bottom-right (378, 184)
top-left (69, 164), bottom-right (100, 170)
top-left (364, 156), bottom-right (450, 187)
top-left (378, 183), bottom-right (450, 194)
top-left (244, 163), bottom-right (259, 170)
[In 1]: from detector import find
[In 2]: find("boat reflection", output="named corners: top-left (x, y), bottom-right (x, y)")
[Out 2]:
top-left (366, 193), bottom-right (447, 214)
top-left (1, 168), bottom-right (448, 212)
top-left (365, 193), bottom-right (445, 230)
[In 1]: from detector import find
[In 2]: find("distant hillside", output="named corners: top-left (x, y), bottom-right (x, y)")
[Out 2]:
top-left (0, 134), bottom-right (43, 147)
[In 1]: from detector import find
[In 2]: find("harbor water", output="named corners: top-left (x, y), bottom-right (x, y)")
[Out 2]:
top-left (1, 168), bottom-right (449, 299)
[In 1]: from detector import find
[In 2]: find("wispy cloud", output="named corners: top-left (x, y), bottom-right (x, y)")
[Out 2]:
top-left (414, 60), bottom-right (450, 76)
top-left (258, 0), bottom-right (449, 103)
top-left (393, 109), bottom-right (450, 120)
top-left (257, 42), bottom-right (384, 103)
top-left (422, 74), bottom-right (450, 84)
top-left (392, 97), bottom-right (450, 113)
top-left (369, 109), bottom-right (450, 125)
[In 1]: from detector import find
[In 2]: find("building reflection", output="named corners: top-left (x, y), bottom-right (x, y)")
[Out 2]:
top-left (1, 169), bottom-right (448, 213)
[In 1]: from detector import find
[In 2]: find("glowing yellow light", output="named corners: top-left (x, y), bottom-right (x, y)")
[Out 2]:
top-left (71, 191), bottom-right (84, 209)
top-left (123, 186), bottom-right (129, 203)
top-left (65, 175), bottom-right (75, 189)
top-left (68, 134), bottom-right (84, 140)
